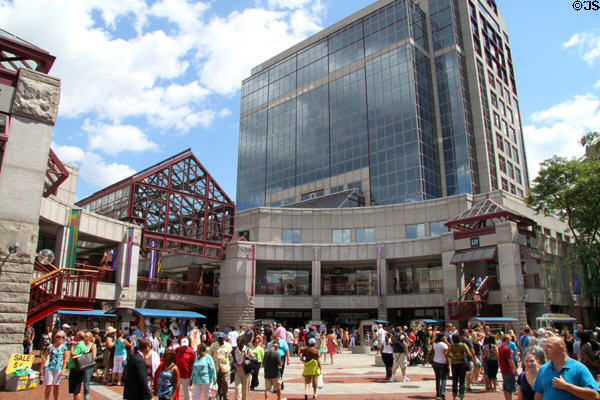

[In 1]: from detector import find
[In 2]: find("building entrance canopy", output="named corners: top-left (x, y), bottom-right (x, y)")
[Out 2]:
top-left (451, 246), bottom-right (496, 264)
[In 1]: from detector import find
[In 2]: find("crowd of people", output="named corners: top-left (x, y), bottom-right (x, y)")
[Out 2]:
top-left (36, 320), bottom-right (344, 400)
top-left (30, 319), bottom-right (600, 400)
top-left (396, 322), bottom-right (600, 400)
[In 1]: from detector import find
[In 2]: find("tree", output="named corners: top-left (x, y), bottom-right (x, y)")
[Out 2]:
top-left (526, 132), bottom-right (600, 317)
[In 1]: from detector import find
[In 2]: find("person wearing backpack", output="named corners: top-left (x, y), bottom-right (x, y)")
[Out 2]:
top-left (391, 327), bottom-right (410, 382)
top-left (448, 334), bottom-right (470, 400)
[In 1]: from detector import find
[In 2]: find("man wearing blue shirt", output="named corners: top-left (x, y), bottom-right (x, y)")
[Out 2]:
top-left (533, 336), bottom-right (599, 400)
top-left (268, 332), bottom-right (290, 390)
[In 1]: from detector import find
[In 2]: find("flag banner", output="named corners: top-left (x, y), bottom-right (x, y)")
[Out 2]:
top-left (124, 228), bottom-right (134, 287)
top-left (65, 209), bottom-right (82, 270)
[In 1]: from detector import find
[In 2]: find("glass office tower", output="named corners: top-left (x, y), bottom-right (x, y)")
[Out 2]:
top-left (237, 0), bottom-right (528, 211)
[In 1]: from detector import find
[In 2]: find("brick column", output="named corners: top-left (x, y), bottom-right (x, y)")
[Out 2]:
top-left (0, 69), bottom-right (60, 387)
top-left (496, 222), bottom-right (527, 328)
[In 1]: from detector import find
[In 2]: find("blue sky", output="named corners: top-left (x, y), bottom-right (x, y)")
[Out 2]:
top-left (1, 0), bottom-right (599, 202)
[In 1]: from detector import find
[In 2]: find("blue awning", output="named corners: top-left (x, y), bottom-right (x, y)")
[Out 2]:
top-left (132, 308), bottom-right (206, 319)
top-left (58, 309), bottom-right (115, 317)
top-left (470, 317), bottom-right (518, 322)
top-left (419, 319), bottom-right (440, 323)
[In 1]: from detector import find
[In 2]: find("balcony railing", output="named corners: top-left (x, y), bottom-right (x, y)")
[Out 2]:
top-left (322, 282), bottom-right (377, 296)
top-left (523, 273), bottom-right (541, 289)
top-left (448, 300), bottom-right (496, 320)
top-left (75, 263), bottom-right (116, 283)
top-left (256, 282), bottom-right (311, 296)
top-left (391, 279), bottom-right (443, 294)
top-left (137, 277), bottom-right (218, 297)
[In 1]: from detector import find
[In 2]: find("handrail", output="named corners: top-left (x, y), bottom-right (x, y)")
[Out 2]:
top-left (392, 279), bottom-right (443, 294)
top-left (31, 267), bottom-right (99, 285)
top-left (75, 263), bottom-right (114, 272)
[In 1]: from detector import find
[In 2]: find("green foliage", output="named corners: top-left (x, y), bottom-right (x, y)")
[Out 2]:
top-left (525, 132), bottom-right (600, 299)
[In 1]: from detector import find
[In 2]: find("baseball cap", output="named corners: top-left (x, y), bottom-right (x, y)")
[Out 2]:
top-left (181, 338), bottom-right (189, 346)
top-left (308, 338), bottom-right (317, 345)
top-left (218, 332), bottom-right (226, 338)
top-left (62, 323), bottom-right (70, 329)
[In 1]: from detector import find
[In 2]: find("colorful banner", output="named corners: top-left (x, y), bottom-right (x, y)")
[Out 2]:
top-left (65, 209), bottom-right (82, 269)
top-left (148, 241), bottom-right (160, 279)
top-left (111, 249), bottom-right (117, 271)
top-left (124, 228), bottom-right (134, 287)
top-left (251, 245), bottom-right (256, 296)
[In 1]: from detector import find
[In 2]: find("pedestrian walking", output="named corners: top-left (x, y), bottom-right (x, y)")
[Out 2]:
top-left (232, 337), bottom-right (256, 400)
top-left (191, 343), bottom-right (217, 400)
top-left (41, 330), bottom-right (68, 400)
top-left (263, 341), bottom-right (282, 400)
top-left (123, 339), bottom-right (153, 400)
top-left (482, 334), bottom-right (499, 392)
top-left (498, 334), bottom-right (518, 400)
top-left (68, 331), bottom-right (87, 400)
top-left (102, 326), bottom-right (115, 384)
top-left (176, 338), bottom-right (196, 400)
top-left (249, 336), bottom-right (264, 390)
top-left (301, 338), bottom-right (321, 400)
top-left (154, 349), bottom-right (181, 400)
top-left (517, 346), bottom-right (545, 400)
top-left (381, 332), bottom-right (394, 381)
top-left (327, 330), bottom-right (337, 365)
top-left (209, 332), bottom-right (232, 400)
top-left (533, 336), bottom-right (600, 399)
top-left (81, 332), bottom-right (97, 400)
top-left (111, 329), bottom-right (132, 386)
top-left (448, 334), bottom-right (470, 400)
top-left (432, 333), bottom-right (449, 400)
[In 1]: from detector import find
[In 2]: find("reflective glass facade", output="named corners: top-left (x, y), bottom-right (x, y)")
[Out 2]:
top-left (237, 0), bottom-right (528, 211)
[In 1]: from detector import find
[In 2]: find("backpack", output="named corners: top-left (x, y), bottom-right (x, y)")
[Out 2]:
top-left (392, 333), bottom-right (405, 353)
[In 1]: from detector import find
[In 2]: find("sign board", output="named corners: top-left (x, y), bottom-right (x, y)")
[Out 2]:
top-left (6, 354), bottom-right (35, 375)
top-left (470, 237), bottom-right (480, 248)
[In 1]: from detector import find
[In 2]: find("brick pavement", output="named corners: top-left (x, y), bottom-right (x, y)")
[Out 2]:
top-left (0, 350), bottom-right (507, 400)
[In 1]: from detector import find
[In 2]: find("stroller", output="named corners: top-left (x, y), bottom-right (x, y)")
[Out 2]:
top-left (408, 341), bottom-right (425, 365)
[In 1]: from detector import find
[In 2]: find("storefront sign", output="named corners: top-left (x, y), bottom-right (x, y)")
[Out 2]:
top-left (470, 237), bottom-right (480, 248)
top-left (6, 354), bottom-right (35, 375)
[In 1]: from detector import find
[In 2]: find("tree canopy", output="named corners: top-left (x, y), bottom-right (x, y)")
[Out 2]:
top-left (526, 132), bottom-right (600, 307)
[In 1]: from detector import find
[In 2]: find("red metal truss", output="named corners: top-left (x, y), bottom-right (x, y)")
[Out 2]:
top-left (445, 197), bottom-right (536, 237)
top-left (0, 29), bottom-right (55, 86)
top-left (44, 148), bottom-right (70, 198)
top-left (76, 149), bottom-right (235, 259)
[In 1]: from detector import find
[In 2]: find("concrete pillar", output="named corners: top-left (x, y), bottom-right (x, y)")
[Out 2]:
top-left (218, 243), bottom-right (255, 327)
top-left (0, 68), bottom-right (60, 386)
top-left (377, 251), bottom-right (388, 321)
top-left (54, 226), bottom-right (69, 269)
top-left (114, 229), bottom-right (141, 309)
top-left (441, 232), bottom-right (458, 322)
top-left (311, 247), bottom-right (321, 321)
top-left (496, 222), bottom-right (527, 328)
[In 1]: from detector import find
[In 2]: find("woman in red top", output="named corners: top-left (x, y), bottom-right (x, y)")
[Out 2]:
top-left (326, 330), bottom-right (338, 365)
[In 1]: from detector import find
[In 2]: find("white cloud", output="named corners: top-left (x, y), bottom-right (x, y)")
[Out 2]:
top-left (84, 121), bottom-right (158, 155)
top-left (563, 31), bottom-right (600, 65)
top-left (523, 94), bottom-right (600, 178)
top-left (595, 80), bottom-right (600, 90)
top-left (52, 143), bottom-right (86, 163)
top-left (196, 4), bottom-right (323, 95)
top-left (53, 144), bottom-right (136, 188)
top-left (266, 0), bottom-right (314, 10)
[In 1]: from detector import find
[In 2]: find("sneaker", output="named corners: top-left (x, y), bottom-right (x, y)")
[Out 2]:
top-left (391, 377), bottom-right (398, 382)
top-left (403, 376), bottom-right (410, 382)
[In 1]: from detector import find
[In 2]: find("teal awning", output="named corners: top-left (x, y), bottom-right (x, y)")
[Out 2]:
top-left (58, 309), bottom-right (115, 317)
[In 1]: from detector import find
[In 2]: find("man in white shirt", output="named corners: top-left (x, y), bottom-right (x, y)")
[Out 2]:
top-left (377, 325), bottom-right (386, 350)
top-left (228, 326), bottom-right (240, 349)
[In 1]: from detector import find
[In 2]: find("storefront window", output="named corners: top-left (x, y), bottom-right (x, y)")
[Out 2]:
top-left (322, 264), bottom-right (377, 295)
top-left (389, 261), bottom-right (443, 294)
top-left (256, 263), bottom-right (311, 295)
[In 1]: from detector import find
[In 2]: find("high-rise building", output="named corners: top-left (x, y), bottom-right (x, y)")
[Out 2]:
top-left (237, 0), bottom-right (528, 211)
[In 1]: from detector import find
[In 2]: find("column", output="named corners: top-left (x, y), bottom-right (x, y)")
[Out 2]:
top-left (496, 222), bottom-right (527, 328)
top-left (114, 228), bottom-right (141, 309)
top-left (218, 243), bottom-right (255, 328)
top-left (441, 232), bottom-right (459, 323)
top-left (0, 68), bottom-right (60, 385)
top-left (377, 247), bottom-right (388, 321)
top-left (54, 226), bottom-right (69, 269)
top-left (311, 247), bottom-right (321, 321)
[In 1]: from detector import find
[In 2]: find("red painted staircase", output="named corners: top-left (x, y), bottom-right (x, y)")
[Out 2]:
top-left (448, 275), bottom-right (499, 320)
top-left (27, 261), bottom-right (98, 326)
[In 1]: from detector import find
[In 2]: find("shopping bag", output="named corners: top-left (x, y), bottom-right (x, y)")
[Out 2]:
top-left (317, 374), bottom-right (324, 389)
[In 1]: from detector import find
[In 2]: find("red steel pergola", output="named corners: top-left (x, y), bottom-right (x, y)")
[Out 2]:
top-left (76, 149), bottom-right (235, 259)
